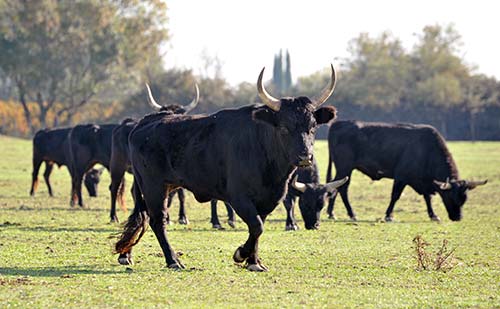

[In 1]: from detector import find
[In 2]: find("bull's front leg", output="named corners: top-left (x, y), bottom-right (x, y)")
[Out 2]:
top-left (231, 200), bottom-right (268, 272)
top-left (424, 194), bottom-right (440, 222)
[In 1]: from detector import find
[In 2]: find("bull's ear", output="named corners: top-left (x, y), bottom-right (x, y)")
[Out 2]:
top-left (253, 108), bottom-right (278, 127)
top-left (314, 106), bottom-right (337, 124)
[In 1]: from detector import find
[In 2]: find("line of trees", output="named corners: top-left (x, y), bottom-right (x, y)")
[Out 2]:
top-left (1, 2), bottom-right (499, 140)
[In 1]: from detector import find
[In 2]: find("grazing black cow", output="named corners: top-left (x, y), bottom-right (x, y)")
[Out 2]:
top-left (283, 158), bottom-right (348, 230)
top-left (68, 123), bottom-right (118, 207)
top-left (108, 84), bottom-right (199, 223)
top-left (30, 127), bottom-right (101, 197)
top-left (326, 120), bottom-right (488, 222)
top-left (83, 167), bottom-right (104, 197)
top-left (115, 65), bottom-right (338, 271)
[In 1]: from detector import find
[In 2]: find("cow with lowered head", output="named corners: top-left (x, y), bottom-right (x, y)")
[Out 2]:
top-left (284, 157), bottom-right (348, 230)
top-left (30, 127), bottom-right (102, 198)
top-left (115, 65), bottom-right (338, 271)
top-left (108, 83), bottom-right (199, 223)
top-left (68, 123), bottom-right (118, 207)
top-left (326, 120), bottom-right (487, 222)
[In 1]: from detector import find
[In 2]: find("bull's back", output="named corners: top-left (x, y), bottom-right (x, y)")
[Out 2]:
top-left (33, 128), bottom-right (71, 165)
top-left (329, 121), bottom-right (434, 178)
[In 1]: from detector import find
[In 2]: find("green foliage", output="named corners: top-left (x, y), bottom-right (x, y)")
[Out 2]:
top-left (0, 136), bottom-right (499, 307)
top-left (341, 32), bottom-right (410, 109)
top-left (0, 0), bottom-right (168, 132)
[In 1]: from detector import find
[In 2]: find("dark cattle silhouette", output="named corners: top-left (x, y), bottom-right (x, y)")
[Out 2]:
top-left (326, 120), bottom-right (487, 222)
top-left (115, 65), bottom-right (338, 271)
top-left (109, 84), bottom-right (198, 223)
top-left (30, 127), bottom-right (101, 197)
top-left (68, 124), bottom-right (118, 207)
top-left (283, 158), bottom-right (347, 230)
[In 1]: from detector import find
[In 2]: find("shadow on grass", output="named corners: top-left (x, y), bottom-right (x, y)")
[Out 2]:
top-left (0, 265), bottom-right (121, 277)
top-left (16, 226), bottom-right (119, 233)
top-left (0, 206), bottom-right (106, 212)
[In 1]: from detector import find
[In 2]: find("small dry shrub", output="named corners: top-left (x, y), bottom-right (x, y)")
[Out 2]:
top-left (412, 235), bottom-right (459, 272)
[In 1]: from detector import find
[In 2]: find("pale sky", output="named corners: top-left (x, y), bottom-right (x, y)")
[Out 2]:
top-left (163, 0), bottom-right (500, 85)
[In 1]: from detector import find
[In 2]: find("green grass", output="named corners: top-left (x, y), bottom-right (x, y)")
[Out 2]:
top-left (0, 135), bottom-right (499, 308)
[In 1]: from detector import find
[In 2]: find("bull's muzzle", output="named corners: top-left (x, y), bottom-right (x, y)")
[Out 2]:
top-left (297, 155), bottom-right (313, 167)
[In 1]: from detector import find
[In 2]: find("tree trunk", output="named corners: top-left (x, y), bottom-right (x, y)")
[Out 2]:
top-left (37, 92), bottom-right (48, 129)
top-left (17, 84), bottom-right (35, 135)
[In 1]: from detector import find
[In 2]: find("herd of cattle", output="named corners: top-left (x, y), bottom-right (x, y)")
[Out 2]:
top-left (29, 65), bottom-right (487, 272)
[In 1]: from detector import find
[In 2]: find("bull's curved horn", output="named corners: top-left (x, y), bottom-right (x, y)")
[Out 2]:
top-left (184, 83), bottom-right (200, 113)
top-left (466, 179), bottom-right (488, 190)
top-left (434, 178), bottom-right (452, 190)
top-left (313, 64), bottom-right (337, 108)
top-left (291, 175), bottom-right (307, 193)
top-left (145, 83), bottom-right (162, 111)
top-left (324, 176), bottom-right (349, 193)
top-left (257, 67), bottom-right (281, 112)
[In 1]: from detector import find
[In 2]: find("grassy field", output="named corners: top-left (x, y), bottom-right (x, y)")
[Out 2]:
top-left (0, 134), bottom-right (499, 308)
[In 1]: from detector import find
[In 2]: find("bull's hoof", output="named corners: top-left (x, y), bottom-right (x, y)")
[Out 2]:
top-left (118, 255), bottom-right (133, 265)
top-left (430, 215), bottom-right (441, 222)
top-left (247, 263), bottom-right (269, 272)
top-left (233, 247), bottom-right (246, 263)
top-left (178, 217), bottom-right (189, 225)
top-left (212, 224), bottom-right (223, 229)
top-left (350, 216), bottom-right (358, 222)
top-left (328, 214), bottom-right (336, 220)
top-left (167, 261), bottom-right (185, 270)
top-left (110, 217), bottom-right (119, 224)
top-left (384, 216), bottom-right (394, 222)
top-left (285, 224), bottom-right (299, 231)
top-left (228, 220), bottom-right (236, 228)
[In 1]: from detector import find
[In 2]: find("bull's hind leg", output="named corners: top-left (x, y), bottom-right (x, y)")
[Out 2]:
top-left (43, 162), bottom-right (55, 197)
top-left (109, 166), bottom-right (126, 223)
top-left (144, 185), bottom-right (184, 269)
top-left (210, 199), bottom-right (223, 229)
top-left (116, 180), bottom-right (149, 265)
top-left (176, 189), bottom-right (189, 225)
top-left (231, 200), bottom-right (267, 272)
top-left (30, 158), bottom-right (43, 196)
top-left (329, 172), bottom-right (356, 220)
top-left (424, 194), bottom-right (440, 222)
top-left (225, 202), bottom-right (236, 228)
top-left (384, 180), bottom-right (406, 222)
top-left (283, 195), bottom-right (299, 231)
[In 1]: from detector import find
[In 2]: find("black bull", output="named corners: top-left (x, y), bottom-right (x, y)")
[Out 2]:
top-left (326, 120), bottom-right (487, 222)
top-left (68, 124), bottom-right (118, 207)
top-left (108, 84), bottom-right (233, 225)
top-left (115, 65), bottom-right (338, 271)
top-left (30, 127), bottom-right (102, 197)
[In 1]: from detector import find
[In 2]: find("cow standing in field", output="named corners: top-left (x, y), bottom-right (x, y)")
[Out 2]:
top-left (326, 120), bottom-right (487, 222)
top-left (30, 127), bottom-right (102, 197)
top-left (68, 124), bottom-right (118, 207)
top-left (283, 158), bottom-right (348, 230)
top-left (108, 84), bottom-right (199, 223)
top-left (115, 65), bottom-right (339, 271)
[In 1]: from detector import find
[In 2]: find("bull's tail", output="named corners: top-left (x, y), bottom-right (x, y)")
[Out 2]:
top-left (115, 196), bottom-right (149, 254)
top-left (117, 178), bottom-right (128, 213)
top-left (326, 148), bottom-right (333, 183)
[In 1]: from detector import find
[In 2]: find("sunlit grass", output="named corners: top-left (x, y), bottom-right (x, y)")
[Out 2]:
top-left (0, 135), bottom-right (499, 307)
